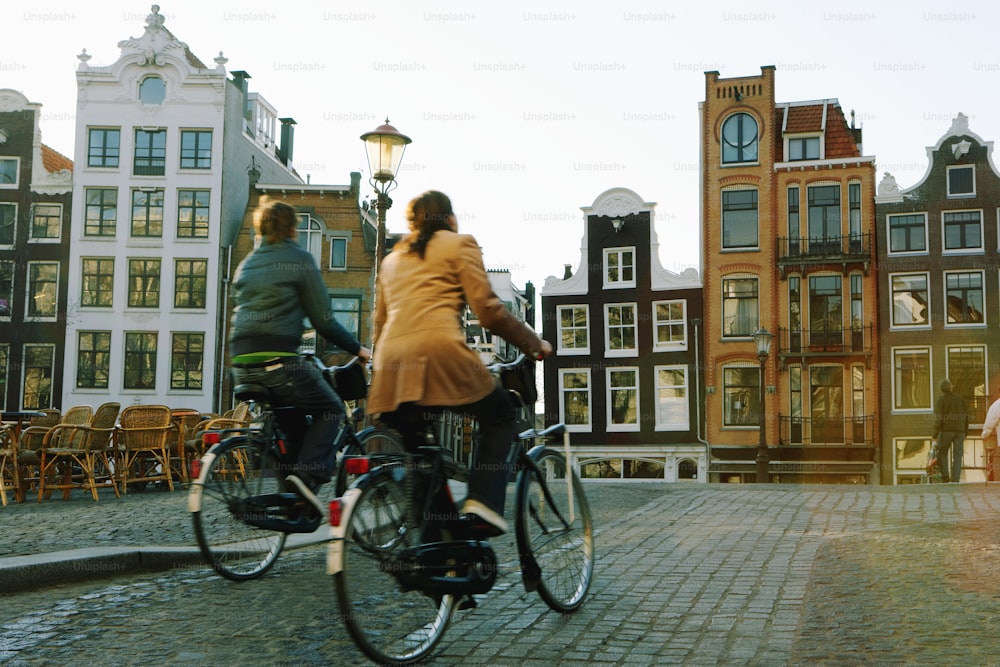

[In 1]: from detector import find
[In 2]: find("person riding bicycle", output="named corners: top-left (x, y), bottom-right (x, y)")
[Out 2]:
top-left (366, 190), bottom-right (552, 537)
top-left (229, 196), bottom-right (372, 517)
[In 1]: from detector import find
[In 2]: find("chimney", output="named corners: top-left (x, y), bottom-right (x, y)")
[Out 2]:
top-left (230, 70), bottom-right (252, 121)
top-left (563, 264), bottom-right (573, 279)
top-left (279, 117), bottom-right (296, 166)
top-left (350, 171), bottom-right (361, 197)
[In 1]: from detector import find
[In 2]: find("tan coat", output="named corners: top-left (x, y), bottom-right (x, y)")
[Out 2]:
top-left (367, 231), bottom-right (544, 416)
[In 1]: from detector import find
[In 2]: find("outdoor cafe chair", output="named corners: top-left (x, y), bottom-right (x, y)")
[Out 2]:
top-left (116, 405), bottom-right (175, 493)
top-left (37, 402), bottom-right (121, 501)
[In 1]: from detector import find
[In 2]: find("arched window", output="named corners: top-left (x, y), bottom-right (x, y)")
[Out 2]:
top-left (297, 214), bottom-right (324, 265)
top-left (721, 112), bottom-right (758, 164)
top-left (138, 76), bottom-right (166, 105)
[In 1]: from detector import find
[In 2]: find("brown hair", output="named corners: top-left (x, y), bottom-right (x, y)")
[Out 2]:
top-left (252, 197), bottom-right (298, 244)
top-left (405, 190), bottom-right (453, 259)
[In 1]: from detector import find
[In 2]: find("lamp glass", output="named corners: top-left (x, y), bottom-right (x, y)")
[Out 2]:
top-left (753, 327), bottom-right (773, 357)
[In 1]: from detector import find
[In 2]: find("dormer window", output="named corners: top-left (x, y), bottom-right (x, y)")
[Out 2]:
top-left (947, 165), bottom-right (974, 197)
top-left (138, 76), bottom-right (166, 105)
top-left (788, 136), bottom-right (820, 161)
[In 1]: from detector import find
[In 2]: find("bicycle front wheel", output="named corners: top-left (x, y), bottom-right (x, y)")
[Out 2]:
top-left (515, 447), bottom-right (594, 612)
top-left (333, 465), bottom-right (455, 665)
top-left (333, 426), bottom-right (405, 497)
top-left (189, 437), bottom-right (287, 581)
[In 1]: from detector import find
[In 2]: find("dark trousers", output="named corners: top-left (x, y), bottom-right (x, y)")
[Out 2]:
top-left (381, 386), bottom-right (517, 515)
top-left (231, 356), bottom-right (346, 486)
top-left (936, 431), bottom-right (965, 482)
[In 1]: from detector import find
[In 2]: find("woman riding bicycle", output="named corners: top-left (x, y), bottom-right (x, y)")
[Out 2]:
top-left (367, 190), bottom-right (552, 537)
top-left (229, 196), bottom-right (372, 517)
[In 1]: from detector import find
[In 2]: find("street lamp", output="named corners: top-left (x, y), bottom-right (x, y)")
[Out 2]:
top-left (753, 327), bottom-right (773, 483)
top-left (360, 118), bottom-right (411, 273)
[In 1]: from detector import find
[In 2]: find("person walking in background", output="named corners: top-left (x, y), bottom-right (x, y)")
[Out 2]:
top-left (981, 391), bottom-right (1000, 481)
top-left (932, 378), bottom-right (969, 483)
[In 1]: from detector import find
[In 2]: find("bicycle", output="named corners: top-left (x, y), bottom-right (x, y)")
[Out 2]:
top-left (188, 354), bottom-right (404, 581)
top-left (327, 355), bottom-right (594, 665)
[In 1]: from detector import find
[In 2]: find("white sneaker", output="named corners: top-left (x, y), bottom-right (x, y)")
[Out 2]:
top-left (461, 499), bottom-right (508, 535)
top-left (285, 474), bottom-right (324, 518)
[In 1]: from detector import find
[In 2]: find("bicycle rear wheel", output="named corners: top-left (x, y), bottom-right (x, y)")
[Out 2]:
top-left (334, 426), bottom-right (405, 496)
top-left (189, 437), bottom-right (287, 581)
top-left (515, 447), bottom-right (594, 612)
top-left (333, 465), bottom-right (455, 665)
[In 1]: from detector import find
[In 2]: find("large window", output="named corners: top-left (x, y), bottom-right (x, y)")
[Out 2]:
top-left (26, 262), bottom-right (58, 319)
top-left (947, 345), bottom-right (987, 424)
top-left (84, 188), bottom-right (117, 237)
top-left (131, 189), bottom-right (164, 237)
top-left (180, 130), bottom-right (212, 169)
top-left (0, 260), bottom-right (12, 317)
top-left (557, 305), bottom-right (589, 354)
top-left (133, 128), bottom-right (166, 175)
top-left (893, 348), bottom-right (931, 411)
top-left (944, 270), bottom-right (984, 325)
top-left (808, 275), bottom-right (842, 347)
top-left (559, 368), bottom-right (591, 432)
top-left (0, 203), bottom-right (15, 245)
top-left (653, 300), bottom-right (686, 349)
top-left (721, 113), bottom-right (758, 164)
top-left (171, 332), bottom-right (204, 390)
top-left (604, 247), bottom-right (635, 288)
top-left (655, 365), bottom-right (689, 431)
top-left (177, 190), bottom-right (210, 238)
top-left (22, 344), bottom-right (54, 409)
top-left (887, 213), bottom-right (927, 254)
top-left (331, 296), bottom-right (361, 340)
top-left (329, 237), bottom-right (348, 270)
top-left (124, 332), bottom-right (157, 389)
top-left (787, 186), bottom-right (800, 255)
top-left (0, 157), bottom-right (18, 186)
top-left (723, 363), bottom-right (760, 426)
top-left (788, 136), bottom-right (820, 161)
top-left (607, 367), bottom-right (639, 431)
top-left (947, 165), bottom-right (974, 197)
top-left (81, 257), bottom-right (114, 307)
top-left (807, 184), bottom-right (840, 253)
top-left (87, 128), bottom-right (120, 168)
top-left (942, 210), bottom-right (983, 251)
top-left (605, 303), bottom-right (637, 356)
top-left (721, 188), bottom-right (758, 249)
top-left (174, 259), bottom-right (207, 309)
top-left (890, 273), bottom-right (929, 327)
top-left (77, 331), bottom-right (111, 389)
top-left (722, 275), bottom-right (758, 337)
top-left (30, 204), bottom-right (61, 240)
top-left (127, 259), bottom-right (161, 308)
top-left (297, 214), bottom-right (324, 265)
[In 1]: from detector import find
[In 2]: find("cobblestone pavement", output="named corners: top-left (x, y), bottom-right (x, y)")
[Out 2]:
top-left (2, 482), bottom-right (1000, 665)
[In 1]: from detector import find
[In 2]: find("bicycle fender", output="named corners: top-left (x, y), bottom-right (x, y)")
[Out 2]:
top-left (327, 486), bottom-right (362, 575)
top-left (186, 449), bottom-right (218, 513)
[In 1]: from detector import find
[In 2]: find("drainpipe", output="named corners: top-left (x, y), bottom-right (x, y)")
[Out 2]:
top-left (691, 318), bottom-right (710, 482)
top-left (215, 244), bottom-right (232, 413)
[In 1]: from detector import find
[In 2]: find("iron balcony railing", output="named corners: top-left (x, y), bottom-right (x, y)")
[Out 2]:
top-left (779, 415), bottom-right (875, 446)
top-left (777, 324), bottom-right (873, 356)
top-left (778, 232), bottom-right (871, 262)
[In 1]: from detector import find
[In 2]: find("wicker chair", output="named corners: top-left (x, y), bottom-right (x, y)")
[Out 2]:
top-left (0, 428), bottom-right (16, 506)
top-left (184, 418), bottom-right (247, 463)
top-left (116, 405), bottom-right (174, 493)
top-left (37, 402), bottom-right (121, 501)
top-left (17, 407), bottom-right (92, 500)
top-left (168, 408), bottom-right (209, 484)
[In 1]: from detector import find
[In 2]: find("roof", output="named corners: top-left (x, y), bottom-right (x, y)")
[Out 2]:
top-left (776, 100), bottom-right (861, 160)
top-left (40, 144), bottom-right (73, 173)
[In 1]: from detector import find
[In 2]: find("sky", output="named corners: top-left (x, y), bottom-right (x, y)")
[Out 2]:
top-left (3, 0), bottom-right (1000, 309)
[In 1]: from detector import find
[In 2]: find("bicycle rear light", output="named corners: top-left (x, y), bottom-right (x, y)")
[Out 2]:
top-left (189, 459), bottom-right (202, 479)
top-left (329, 499), bottom-right (343, 526)
top-left (343, 457), bottom-right (371, 475)
top-left (202, 431), bottom-right (222, 446)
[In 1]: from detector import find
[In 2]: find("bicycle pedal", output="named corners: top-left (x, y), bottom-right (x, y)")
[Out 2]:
top-left (458, 595), bottom-right (478, 611)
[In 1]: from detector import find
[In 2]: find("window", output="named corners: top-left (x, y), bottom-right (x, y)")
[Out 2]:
top-left (174, 259), bottom-right (207, 309)
top-left (0, 344), bottom-right (7, 400)
top-left (944, 271), bottom-right (984, 325)
top-left (942, 210), bottom-right (982, 251)
top-left (30, 204), bottom-right (61, 240)
top-left (722, 275), bottom-right (758, 337)
top-left (329, 237), bottom-right (348, 269)
top-left (177, 190), bottom-right (210, 238)
top-left (133, 128), bottom-right (166, 175)
top-left (557, 305), bottom-right (589, 354)
top-left (887, 213), bottom-right (927, 254)
top-left (128, 259), bottom-right (161, 308)
top-left (22, 344), bottom-right (54, 409)
top-left (607, 367), bottom-right (639, 431)
top-left (0, 158), bottom-right (18, 186)
top-left (787, 186), bottom-right (800, 255)
top-left (87, 128), bottom-right (120, 168)
top-left (331, 296), bottom-right (361, 339)
top-left (848, 182), bottom-right (862, 251)
top-left (77, 331), bottom-right (111, 389)
top-left (171, 332), bottom-right (204, 390)
top-left (721, 113), bottom-right (758, 164)
top-left (131, 189), bottom-right (164, 237)
top-left (138, 76), bottom-right (166, 105)
top-left (124, 332), bottom-right (157, 389)
top-left (890, 273), bottom-right (929, 327)
top-left (297, 214), bottom-right (323, 265)
top-left (84, 188), bottom-right (118, 236)
top-left (808, 275), bottom-right (842, 347)
top-left (81, 257), bottom-right (114, 307)
top-left (605, 303), bottom-right (637, 356)
top-left (722, 188), bottom-right (758, 249)
top-left (947, 165), bottom-right (974, 197)
top-left (947, 346), bottom-right (986, 424)
top-left (559, 368), bottom-right (591, 432)
top-left (180, 130), bottom-right (212, 169)
top-left (604, 247), bottom-right (635, 288)
top-left (807, 184), bottom-right (840, 253)
top-left (655, 365), bottom-right (689, 431)
top-left (653, 300), bottom-right (686, 349)
top-left (893, 348), bottom-right (931, 411)
top-left (788, 136), bottom-right (820, 161)
top-left (788, 276), bottom-right (802, 352)
top-left (723, 363), bottom-right (760, 426)
top-left (27, 262), bottom-right (58, 319)
top-left (0, 260), bottom-right (12, 317)
top-left (0, 203), bottom-right (15, 245)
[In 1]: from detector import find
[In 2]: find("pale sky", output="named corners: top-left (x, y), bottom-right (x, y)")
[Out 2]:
top-left (3, 0), bottom-right (999, 306)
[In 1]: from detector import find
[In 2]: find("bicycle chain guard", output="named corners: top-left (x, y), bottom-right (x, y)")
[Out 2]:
top-left (387, 540), bottom-right (498, 595)
top-left (230, 493), bottom-right (322, 533)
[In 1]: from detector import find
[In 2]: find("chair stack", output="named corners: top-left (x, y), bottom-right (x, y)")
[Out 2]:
top-left (116, 405), bottom-right (174, 493)
top-left (37, 402), bottom-right (121, 501)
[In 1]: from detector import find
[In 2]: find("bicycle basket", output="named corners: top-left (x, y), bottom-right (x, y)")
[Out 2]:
top-left (500, 357), bottom-right (537, 406)
top-left (333, 363), bottom-right (368, 401)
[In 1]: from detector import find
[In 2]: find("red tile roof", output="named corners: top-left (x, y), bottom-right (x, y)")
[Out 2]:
top-left (40, 144), bottom-right (73, 173)
top-left (785, 104), bottom-right (824, 133)
top-left (776, 101), bottom-right (861, 160)
top-left (823, 104), bottom-right (861, 158)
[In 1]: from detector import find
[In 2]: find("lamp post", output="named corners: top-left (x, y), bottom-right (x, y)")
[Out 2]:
top-left (753, 327), bottom-right (773, 483)
top-left (360, 119), bottom-right (411, 274)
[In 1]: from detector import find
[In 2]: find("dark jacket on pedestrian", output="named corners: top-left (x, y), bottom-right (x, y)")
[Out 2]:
top-left (933, 388), bottom-right (969, 437)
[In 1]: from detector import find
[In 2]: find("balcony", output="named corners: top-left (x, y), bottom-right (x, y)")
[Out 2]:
top-left (779, 415), bottom-right (875, 447)
top-left (133, 158), bottom-right (166, 176)
top-left (777, 233), bottom-right (871, 278)
top-left (777, 324), bottom-right (873, 360)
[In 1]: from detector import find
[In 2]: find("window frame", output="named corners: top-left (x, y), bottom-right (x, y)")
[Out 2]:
top-left (130, 188), bottom-right (165, 238)
top-left (127, 258), bottom-right (161, 308)
top-left (787, 135), bottom-right (821, 161)
top-left (947, 164), bottom-right (975, 198)
top-left (138, 76), bottom-right (166, 106)
top-left (329, 236), bottom-right (348, 270)
top-left (603, 247), bottom-right (636, 289)
top-left (0, 259), bottom-right (13, 319)
top-left (133, 128), bottom-right (166, 176)
top-left (87, 128), bottom-right (120, 168)
top-left (0, 157), bottom-right (19, 187)
top-left (941, 209), bottom-right (983, 253)
top-left (721, 275), bottom-right (759, 338)
top-left (21, 343), bottom-right (55, 409)
top-left (652, 300), bottom-right (687, 350)
top-left (722, 362), bottom-right (761, 428)
top-left (179, 129), bottom-right (213, 170)
top-left (654, 364), bottom-right (689, 431)
top-left (123, 331), bottom-right (158, 390)
top-left (606, 366), bottom-right (640, 432)
top-left (297, 214), bottom-right (324, 265)
top-left (557, 304), bottom-right (590, 355)
top-left (29, 203), bottom-right (62, 242)
top-left (604, 302), bottom-right (638, 357)
top-left (0, 202), bottom-right (15, 246)
top-left (26, 261), bottom-right (59, 321)
top-left (943, 269), bottom-right (985, 327)
top-left (170, 332), bottom-right (204, 391)
top-left (330, 294), bottom-right (362, 341)
top-left (176, 189), bottom-right (210, 239)
top-left (892, 346), bottom-right (932, 412)
top-left (558, 367), bottom-right (592, 433)
top-left (886, 212), bottom-right (928, 255)
top-left (721, 187), bottom-right (759, 250)
top-left (173, 258), bottom-right (208, 309)
top-left (889, 272), bottom-right (930, 329)
top-left (80, 257), bottom-right (115, 308)
top-left (721, 112), bottom-right (759, 165)
top-left (84, 187), bottom-right (118, 237)
top-left (76, 331), bottom-right (111, 390)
